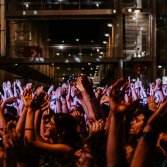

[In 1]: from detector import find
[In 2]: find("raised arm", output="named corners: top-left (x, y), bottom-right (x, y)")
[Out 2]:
top-left (76, 76), bottom-right (96, 121)
top-left (155, 78), bottom-right (166, 103)
top-left (55, 87), bottom-right (62, 113)
top-left (2, 82), bottom-right (7, 100)
top-left (60, 87), bottom-right (69, 113)
top-left (107, 78), bottom-right (129, 167)
top-left (16, 80), bottom-right (23, 96)
top-left (16, 89), bottom-right (30, 135)
top-left (66, 84), bottom-right (73, 111)
top-left (24, 89), bottom-right (34, 143)
top-left (6, 81), bottom-right (14, 97)
top-left (130, 83), bottom-right (139, 101)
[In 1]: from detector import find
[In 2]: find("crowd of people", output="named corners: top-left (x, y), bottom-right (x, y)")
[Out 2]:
top-left (0, 75), bottom-right (167, 167)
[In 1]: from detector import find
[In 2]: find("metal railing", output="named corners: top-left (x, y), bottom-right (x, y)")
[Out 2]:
top-left (6, 0), bottom-right (116, 11)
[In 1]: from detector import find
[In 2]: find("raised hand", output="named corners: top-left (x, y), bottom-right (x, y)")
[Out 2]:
top-left (15, 79), bottom-right (22, 87)
top-left (76, 77), bottom-right (85, 92)
top-left (25, 83), bottom-right (33, 91)
top-left (147, 95), bottom-right (158, 112)
top-left (2, 82), bottom-right (7, 92)
top-left (34, 86), bottom-right (44, 96)
top-left (55, 87), bottom-right (61, 99)
top-left (31, 86), bottom-right (46, 110)
top-left (80, 75), bottom-right (94, 96)
top-left (6, 81), bottom-right (12, 89)
top-left (72, 85), bottom-right (82, 99)
top-left (88, 119), bottom-right (105, 136)
top-left (47, 85), bottom-right (54, 95)
top-left (60, 87), bottom-right (67, 98)
top-left (100, 94), bottom-right (109, 105)
top-left (109, 78), bottom-right (129, 115)
top-left (70, 110), bottom-right (82, 120)
top-left (41, 94), bottom-right (50, 112)
top-left (145, 99), bottom-right (167, 133)
top-left (22, 88), bottom-right (33, 108)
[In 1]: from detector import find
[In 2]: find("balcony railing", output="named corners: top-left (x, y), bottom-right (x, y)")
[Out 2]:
top-left (6, 0), bottom-right (115, 11)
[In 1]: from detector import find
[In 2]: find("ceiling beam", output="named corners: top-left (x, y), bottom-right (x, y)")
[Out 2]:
top-left (6, 9), bottom-right (115, 20)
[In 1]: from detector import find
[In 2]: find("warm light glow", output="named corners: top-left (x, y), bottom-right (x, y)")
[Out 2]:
top-left (128, 8), bottom-right (132, 12)
top-left (59, 45), bottom-right (63, 49)
top-left (105, 33), bottom-right (109, 37)
top-left (23, 11), bottom-right (26, 15)
top-left (134, 10), bottom-right (140, 13)
top-left (34, 10), bottom-right (37, 15)
top-left (107, 23), bottom-right (112, 28)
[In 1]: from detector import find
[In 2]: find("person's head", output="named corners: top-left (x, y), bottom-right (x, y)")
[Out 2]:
top-left (49, 100), bottom-right (56, 113)
top-left (4, 106), bottom-right (18, 122)
top-left (94, 87), bottom-right (103, 99)
top-left (25, 83), bottom-right (33, 90)
top-left (71, 105), bottom-right (80, 113)
top-left (54, 113), bottom-right (82, 150)
top-left (129, 106), bottom-right (152, 136)
top-left (43, 113), bottom-right (82, 149)
top-left (42, 112), bottom-right (57, 143)
top-left (156, 78), bottom-right (162, 87)
top-left (129, 113), bottom-right (145, 135)
top-left (70, 99), bottom-right (83, 112)
top-left (75, 131), bottom-right (107, 167)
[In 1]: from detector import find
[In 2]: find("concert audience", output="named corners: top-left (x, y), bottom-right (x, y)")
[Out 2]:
top-left (0, 75), bottom-right (167, 167)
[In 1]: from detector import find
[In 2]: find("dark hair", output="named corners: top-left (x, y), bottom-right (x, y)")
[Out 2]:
top-left (54, 113), bottom-right (83, 150)
top-left (133, 104), bottom-right (152, 126)
top-left (31, 92), bottom-right (46, 110)
top-left (4, 106), bottom-right (18, 122)
top-left (84, 131), bottom-right (107, 167)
